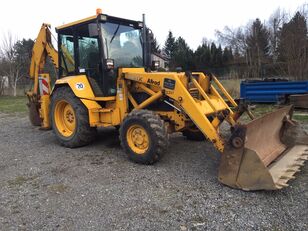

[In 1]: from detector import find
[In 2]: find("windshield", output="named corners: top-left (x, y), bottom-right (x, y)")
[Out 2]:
top-left (100, 22), bottom-right (143, 68)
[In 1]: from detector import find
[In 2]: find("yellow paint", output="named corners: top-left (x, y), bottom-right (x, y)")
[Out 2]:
top-left (92, 96), bottom-right (116, 101)
top-left (27, 24), bottom-right (57, 130)
top-left (99, 108), bottom-right (121, 126)
top-left (213, 76), bottom-right (238, 107)
top-left (56, 15), bottom-right (97, 30)
top-left (40, 95), bottom-right (51, 129)
top-left (123, 70), bottom-right (230, 151)
top-left (54, 100), bottom-right (76, 137)
top-left (50, 67), bottom-right (240, 152)
top-left (115, 73), bottom-right (130, 121)
top-left (127, 91), bottom-right (138, 108)
top-left (80, 99), bottom-right (101, 126)
top-left (28, 24), bottom-right (58, 95)
top-left (126, 125), bottom-right (149, 154)
top-left (135, 91), bottom-right (163, 110)
top-left (158, 111), bottom-right (186, 132)
top-left (55, 75), bottom-right (95, 98)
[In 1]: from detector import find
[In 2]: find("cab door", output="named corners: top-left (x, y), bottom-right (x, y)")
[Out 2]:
top-left (75, 23), bottom-right (106, 96)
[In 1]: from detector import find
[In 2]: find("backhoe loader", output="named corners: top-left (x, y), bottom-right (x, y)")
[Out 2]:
top-left (26, 9), bottom-right (308, 191)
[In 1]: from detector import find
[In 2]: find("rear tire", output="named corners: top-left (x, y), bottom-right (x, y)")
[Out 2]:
top-left (119, 110), bottom-right (169, 164)
top-left (50, 86), bottom-right (96, 148)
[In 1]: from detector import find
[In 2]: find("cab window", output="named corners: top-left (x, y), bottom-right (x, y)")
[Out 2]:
top-left (76, 23), bottom-right (101, 80)
top-left (59, 33), bottom-right (75, 76)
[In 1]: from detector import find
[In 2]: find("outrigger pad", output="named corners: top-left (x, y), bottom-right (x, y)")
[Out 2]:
top-left (218, 106), bottom-right (308, 191)
top-left (28, 101), bottom-right (41, 126)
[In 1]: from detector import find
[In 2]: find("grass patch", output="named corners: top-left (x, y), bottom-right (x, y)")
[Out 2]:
top-left (7, 175), bottom-right (37, 187)
top-left (250, 104), bottom-right (275, 117)
top-left (47, 184), bottom-right (69, 194)
top-left (239, 104), bottom-right (308, 124)
top-left (0, 96), bottom-right (28, 114)
top-left (293, 114), bottom-right (308, 122)
top-left (239, 104), bottom-right (275, 123)
top-left (219, 79), bottom-right (241, 98)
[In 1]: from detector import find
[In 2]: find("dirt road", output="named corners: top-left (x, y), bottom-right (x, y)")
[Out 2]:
top-left (0, 113), bottom-right (307, 230)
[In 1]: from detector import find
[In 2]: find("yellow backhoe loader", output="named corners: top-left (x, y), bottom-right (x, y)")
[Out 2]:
top-left (26, 9), bottom-right (308, 191)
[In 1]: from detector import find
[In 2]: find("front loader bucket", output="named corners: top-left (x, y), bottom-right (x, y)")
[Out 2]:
top-left (219, 106), bottom-right (308, 191)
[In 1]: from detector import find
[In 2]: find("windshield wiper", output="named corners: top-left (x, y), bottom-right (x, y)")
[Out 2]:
top-left (110, 24), bottom-right (120, 44)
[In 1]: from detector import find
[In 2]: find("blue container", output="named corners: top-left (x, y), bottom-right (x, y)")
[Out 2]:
top-left (240, 80), bottom-right (308, 103)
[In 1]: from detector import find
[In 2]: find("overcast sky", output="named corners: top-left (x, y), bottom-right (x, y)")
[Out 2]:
top-left (0, 0), bottom-right (306, 50)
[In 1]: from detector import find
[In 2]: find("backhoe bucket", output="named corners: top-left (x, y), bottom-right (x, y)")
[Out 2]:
top-left (218, 106), bottom-right (308, 190)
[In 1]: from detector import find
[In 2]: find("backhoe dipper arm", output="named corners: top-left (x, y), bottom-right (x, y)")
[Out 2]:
top-left (29, 23), bottom-right (58, 95)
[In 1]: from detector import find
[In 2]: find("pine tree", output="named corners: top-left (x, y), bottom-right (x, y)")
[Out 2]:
top-left (194, 43), bottom-right (210, 70)
top-left (163, 31), bottom-right (176, 58)
top-left (278, 12), bottom-right (308, 79)
top-left (246, 18), bottom-right (270, 77)
top-left (216, 45), bottom-right (223, 67)
top-left (151, 36), bottom-right (160, 53)
top-left (172, 37), bottom-right (194, 70)
top-left (222, 47), bottom-right (230, 64)
top-left (210, 42), bottom-right (217, 66)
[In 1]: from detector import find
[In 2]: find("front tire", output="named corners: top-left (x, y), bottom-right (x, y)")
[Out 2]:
top-left (50, 86), bottom-right (96, 148)
top-left (119, 110), bottom-right (169, 164)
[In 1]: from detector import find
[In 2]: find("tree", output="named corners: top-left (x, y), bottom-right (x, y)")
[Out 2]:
top-left (215, 45), bottom-right (223, 67)
top-left (246, 19), bottom-right (270, 77)
top-left (0, 32), bottom-right (23, 96)
top-left (216, 26), bottom-right (248, 56)
top-left (222, 46), bottom-right (233, 64)
top-left (268, 8), bottom-right (288, 62)
top-left (278, 12), bottom-right (308, 79)
top-left (172, 37), bottom-right (194, 70)
top-left (210, 42), bottom-right (217, 66)
top-left (194, 41), bottom-right (211, 70)
top-left (14, 39), bottom-right (34, 86)
top-left (163, 31), bottom-right (176, 58)
top-left (150, 36), bottom-right (160, 53)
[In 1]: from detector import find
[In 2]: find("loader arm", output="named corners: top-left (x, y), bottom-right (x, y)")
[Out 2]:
top-left (122, 69), bottom-right (239, 152)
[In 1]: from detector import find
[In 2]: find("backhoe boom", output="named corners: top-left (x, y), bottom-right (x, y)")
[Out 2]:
top-left (27, 23), bottom-right (58, 128)
top-left (29, 23), bottom-right (58, 95)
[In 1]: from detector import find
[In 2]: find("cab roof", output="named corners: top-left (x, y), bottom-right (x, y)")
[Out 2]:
top-left (56, 14), bottom-right (143, 32)
top-left (56, 15), bottom-right (97, 30)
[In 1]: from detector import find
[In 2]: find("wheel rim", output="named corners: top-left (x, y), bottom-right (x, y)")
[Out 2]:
top-left (126, 125), bottom-right (149, 154)
top-left (54, 100), bottom-right (76, 137)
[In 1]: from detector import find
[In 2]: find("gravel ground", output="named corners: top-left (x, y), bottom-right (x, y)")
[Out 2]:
top-left (0, 113), bottom-right (307, 231)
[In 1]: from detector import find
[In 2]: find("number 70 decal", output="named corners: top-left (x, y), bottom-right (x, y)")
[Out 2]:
top-left (75, 83), bottom-right (85, 90)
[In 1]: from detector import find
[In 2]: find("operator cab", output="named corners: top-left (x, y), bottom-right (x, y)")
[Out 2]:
top-left (56, 13), bottom-right (144, 97)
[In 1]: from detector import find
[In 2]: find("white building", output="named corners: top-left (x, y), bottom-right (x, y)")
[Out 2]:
top-left (151, 53), bottom-right (169, 71)
top-left (0, 76), bottom-right (9, 88)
